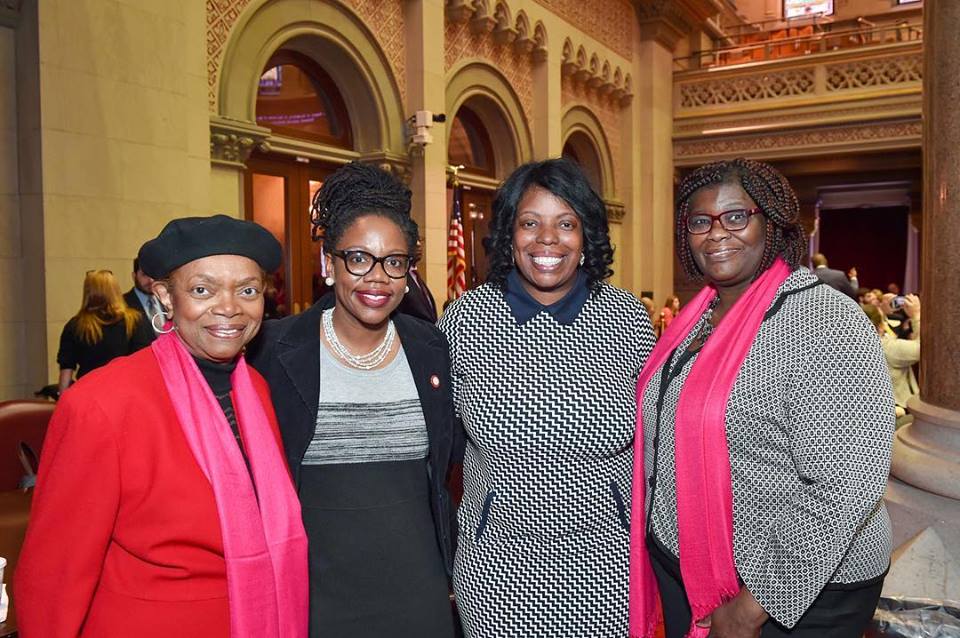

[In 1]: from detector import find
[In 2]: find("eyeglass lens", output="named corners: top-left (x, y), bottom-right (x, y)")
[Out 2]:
top-left (339, 250), bottom-right (410, 279)
top-left (686, 209), bottom-right (753, 235)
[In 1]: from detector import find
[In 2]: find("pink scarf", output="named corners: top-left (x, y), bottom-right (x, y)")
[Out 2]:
top-left (152, 332), bottom-right (308, 638)
top-left (629, 258), bottom-right (791, 638)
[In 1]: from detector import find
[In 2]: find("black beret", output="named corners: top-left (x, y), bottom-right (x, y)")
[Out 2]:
top-left (139, 214), bottom-right (282, 279)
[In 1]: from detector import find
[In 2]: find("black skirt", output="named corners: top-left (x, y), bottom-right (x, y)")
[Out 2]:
top-left (647, 534), bottom-right (884, 638)
top-left (299, 459), bottom-right (455, 638)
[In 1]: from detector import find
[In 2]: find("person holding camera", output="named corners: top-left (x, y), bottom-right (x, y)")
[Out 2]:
top-left (879, 293), bottom-right (915, 339)
top-left (864, 294), bottom-right (920, 420)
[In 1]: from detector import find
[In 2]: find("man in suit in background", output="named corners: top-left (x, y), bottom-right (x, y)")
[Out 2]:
top-left (811, 253), bottom-right (858, 300)
top-left (396, 239), bottom-right (439, 323)
top-left (396, 262), bottom-right (438, 323)
top-left (123, 256), bottom-right (161, 350)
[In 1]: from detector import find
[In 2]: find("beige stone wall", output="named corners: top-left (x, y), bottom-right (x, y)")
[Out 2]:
top-left (29, 0), bottom-right (212, 386)
top-left (0, 25), bottom-right (26, 400)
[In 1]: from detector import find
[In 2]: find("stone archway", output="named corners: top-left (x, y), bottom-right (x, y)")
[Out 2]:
top-left (215, 0), bottom-right (406, 161)
top-left (446, 60), bottom-right (533, 177)
top-left (561, 105), bottom-right (615, 198)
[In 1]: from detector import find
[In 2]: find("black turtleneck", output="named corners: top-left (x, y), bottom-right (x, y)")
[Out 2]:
top-left (193, 356), bottom-right (250, 471)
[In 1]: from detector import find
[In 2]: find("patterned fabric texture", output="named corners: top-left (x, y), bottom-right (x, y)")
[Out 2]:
top-left (641, 268), bottom-right (894, 628)
top-left (304, 345), bottom-right (428, 465)
top-left (439, 281), bottom-right (655, 637)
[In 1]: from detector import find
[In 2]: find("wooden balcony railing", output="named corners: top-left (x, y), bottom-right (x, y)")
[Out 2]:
top-left (675, 20), bottom-right (922, 71)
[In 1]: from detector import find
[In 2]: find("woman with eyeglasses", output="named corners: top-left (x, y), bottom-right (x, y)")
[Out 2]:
top-left (249, 162), bottom-right (460, 638)
top-left (57, 269), bottom-right (149, 392)
top-left (629, 158), bottom-right (893, 638)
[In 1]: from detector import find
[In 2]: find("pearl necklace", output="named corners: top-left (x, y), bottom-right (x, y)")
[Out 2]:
top-left (322, 309), bottom-right (396, 370)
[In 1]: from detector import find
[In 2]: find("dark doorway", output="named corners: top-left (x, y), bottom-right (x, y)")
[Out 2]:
top-left (818, 206), bottom-right (908, 291)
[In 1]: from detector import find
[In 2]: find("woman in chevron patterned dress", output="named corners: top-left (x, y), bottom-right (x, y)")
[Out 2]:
top-left (438, 159), bottom-right (656, 637)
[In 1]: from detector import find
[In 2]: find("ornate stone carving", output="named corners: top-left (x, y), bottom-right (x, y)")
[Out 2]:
top-left (532, 21), bottom-right (548, 62)
top-left (674, 101), bottom-right (922, 136)
top-left (825, 54), bottom-right (922, 91)
top-left (674, 120), bottom-right (922, 162)
top-left (605, 200), bottom-right (626, 222)
top-left (445, 10), bottom-right (537, 121)
top-left (632, 0), bottom-right (719, 49)
top-left (679, 68), bottom-right (816, 108)
top-left (208, 0), bottom-right (407, 111)
top-left (447, 0), bottom-right (475, 23)
top-left (361, 152), bottom-right (413, 185)
top-left (209, 116), bottom-right (271, 168)
top-left (491, 2), bottom-right (517, 44)
top-left (532, 0), bottom-right (633, 59)
top-left (347, 0), bottom-right (407, 102)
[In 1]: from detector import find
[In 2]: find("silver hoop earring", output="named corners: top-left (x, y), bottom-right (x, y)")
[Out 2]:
top-left (579, 253), bottom-right (585, 266)
top-left (404, 285), bottom-right (410, 294)
top-left (151, 311), bottom-right (175, 334)
top-left (325, 276), bottom-right (334, 286)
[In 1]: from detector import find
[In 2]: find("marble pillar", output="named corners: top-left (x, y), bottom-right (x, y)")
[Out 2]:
top-left (890, 0), bottom-right (960, 502)
top-left (883, 0), bottom-right (960, 602)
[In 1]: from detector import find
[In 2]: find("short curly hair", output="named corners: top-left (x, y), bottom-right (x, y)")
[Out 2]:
top-left (486, 158), bottom-right (614, 289)
top-left (675, 158), bottom-right (806, 281)
top-left (310, 161), bottom-right (419, 256)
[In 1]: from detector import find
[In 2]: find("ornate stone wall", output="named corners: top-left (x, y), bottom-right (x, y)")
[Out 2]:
top-left (206, 0), bottom-right (406, 112)
top-left (674, 120), bottom-right (922, 163)
top-left (561, 75), bottom-right (624, 198)
top-left (444, 17), bottom-right (535, 124)
top-left (679, 68), bottom-right (816, 108)
top-left (674, 43), bottom-right (923, 163)
top-left (345, 0), bottom-right (406, 101)
top-left (207, 0), bottom-right (253, 110)
top-left (533, 0), bottom-right (634, 59)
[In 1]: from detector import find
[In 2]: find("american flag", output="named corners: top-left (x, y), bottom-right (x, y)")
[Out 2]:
top-left (447, 184), bottom-right (467, 300)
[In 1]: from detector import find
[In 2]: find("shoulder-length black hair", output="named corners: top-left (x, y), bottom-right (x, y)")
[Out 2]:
top-left (675, 157), bottom-right (806, 281)
top-left (486, 158), bottom-right (614, 288)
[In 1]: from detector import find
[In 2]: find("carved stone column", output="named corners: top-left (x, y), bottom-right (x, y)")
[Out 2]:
top-left (883, 0), bottom-right (960, 602)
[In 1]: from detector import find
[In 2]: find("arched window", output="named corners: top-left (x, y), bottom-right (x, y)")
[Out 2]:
top-left (255, 50), bottom-right (353, 148)
top-left (562, 134), bottom-right (603, 195)
top-left (448, 106), bottom-right (495, 177)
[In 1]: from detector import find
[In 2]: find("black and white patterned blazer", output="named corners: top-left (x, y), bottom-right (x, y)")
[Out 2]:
top-left (642, 268), bottom-right (894, 627)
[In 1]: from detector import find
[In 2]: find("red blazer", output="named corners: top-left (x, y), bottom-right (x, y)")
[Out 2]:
top-left (14, 347), bottom-right (285, 638)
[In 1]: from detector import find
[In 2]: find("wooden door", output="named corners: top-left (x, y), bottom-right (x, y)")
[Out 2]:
top-left (460, 187), bottom-right (495, 288)
top-left (244, 153), bottom-right (335, 316)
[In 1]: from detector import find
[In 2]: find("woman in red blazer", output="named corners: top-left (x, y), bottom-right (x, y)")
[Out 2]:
top-left (15, 215), bottom-right (308, 638)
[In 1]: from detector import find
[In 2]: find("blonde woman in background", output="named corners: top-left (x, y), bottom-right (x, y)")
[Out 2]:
top-left (57, 269), bottom-right (148, 391)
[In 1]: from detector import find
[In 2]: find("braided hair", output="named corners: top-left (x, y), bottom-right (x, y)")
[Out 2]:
top-left (486, 158), bottom-right (614, 289)
top-left (310, 161), bottom-right (419, 255)
top-left (675, 158), bottom-right (806, 281)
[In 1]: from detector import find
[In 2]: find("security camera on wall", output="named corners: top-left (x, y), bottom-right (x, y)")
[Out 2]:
top-left (407, 110), bottom-right (447, 147)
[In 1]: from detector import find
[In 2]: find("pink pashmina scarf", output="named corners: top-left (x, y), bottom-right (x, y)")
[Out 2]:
top-left (152, 331), bottom-right (308, 638)
top-left (628, 258), bottom-right (791, 638)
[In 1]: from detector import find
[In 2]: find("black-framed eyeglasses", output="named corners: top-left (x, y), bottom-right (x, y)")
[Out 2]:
top-left (331, 250), bottom-right (412, 279)
top-left (685, 207), bottom-right (762, 235)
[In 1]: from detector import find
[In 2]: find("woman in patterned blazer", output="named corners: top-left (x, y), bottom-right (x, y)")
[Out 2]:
top-left (439, 158), bottom-right (656, 637)
top-left (630, 158), bottom-right (894, 638)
